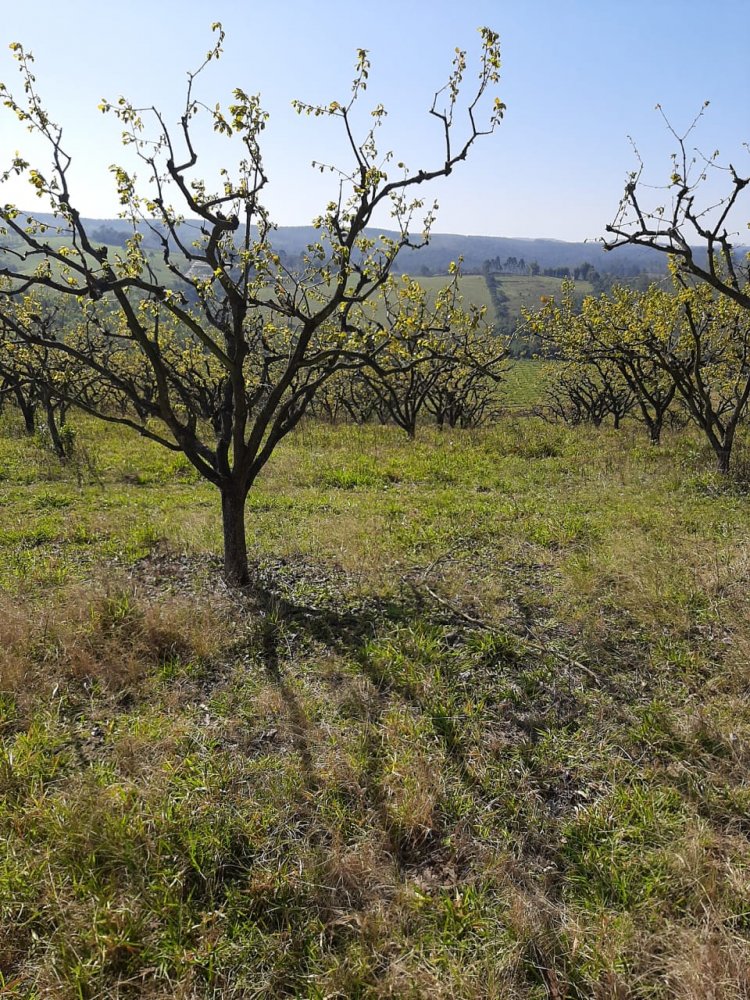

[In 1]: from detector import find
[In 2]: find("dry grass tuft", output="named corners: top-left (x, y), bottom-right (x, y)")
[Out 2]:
top-left (663, 923), bottom-right (750, 1000)
top-left (0, 575), bottom-right (229, 714)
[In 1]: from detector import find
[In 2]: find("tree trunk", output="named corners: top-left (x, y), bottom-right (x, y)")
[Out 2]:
top-left (13, 388), bottom-right (35, 435)
top-left (44, 399), bottom-right (67, 459)
top-left (221, 485), bottom-right (250, 586)
top-left (715, 445), bottom-right (731, 475)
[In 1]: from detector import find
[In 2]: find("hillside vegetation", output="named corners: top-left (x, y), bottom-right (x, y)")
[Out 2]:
top-left (416, 274), bottom-right (595, 332)
top-left (1, 411), bottom-right (749, 998)
top-left (0, 230), bottom-right (590, 343)
top-left (0, 216), bottom-right (670, 277)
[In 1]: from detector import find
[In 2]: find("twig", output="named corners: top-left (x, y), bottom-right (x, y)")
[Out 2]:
top-left (404, 576), bottom-right (600, 685)
top-left (520, 634), bottom-right (600, 684)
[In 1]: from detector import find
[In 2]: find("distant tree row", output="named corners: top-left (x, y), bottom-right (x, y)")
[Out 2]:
top-left (482, 255), bottom-right (529, 275)
top-left (526, 272), bottom-right (750, 472)
top-left (0, 274), bottom-right (509, 449)
top-left (307, 284), bottom-right (508, 434)
top-left (482, 256), bottom-right (622, 284)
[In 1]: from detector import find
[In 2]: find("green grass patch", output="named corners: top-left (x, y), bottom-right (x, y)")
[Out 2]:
top-left (1, 413), bottom-right (749, 997)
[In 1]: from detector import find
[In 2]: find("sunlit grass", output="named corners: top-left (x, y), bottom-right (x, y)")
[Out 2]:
top-left (1, 411), bottom-right (749, 997)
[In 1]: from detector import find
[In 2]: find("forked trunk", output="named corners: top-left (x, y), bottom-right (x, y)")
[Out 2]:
top-left (13, 388), bottom-right (35, 435)
top-left (221, 485), bottom-right (250, 587)
top-left (648, 419), bottom-right (662, 445)
top-left (44, 400), bottom-right (67, 459)
top-left (715, 445), bottom-right (731, 475)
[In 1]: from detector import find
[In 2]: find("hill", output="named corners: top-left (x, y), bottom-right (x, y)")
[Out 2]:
top-left (0, 219), bottom-right (605, 344)
top-left (1, 215), bottom-right (675, 278)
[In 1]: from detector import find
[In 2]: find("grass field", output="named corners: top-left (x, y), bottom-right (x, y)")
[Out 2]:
top-left (495, 275), bottom-right (593, 319)
top-left (502, 360), bottom-right (554, 411)
top-left (0, 234), bottom-right (177, 287)
top-left (1, 413), bottom-right (749, 998)
top-left (413, 275), bottom-right (593, 331)
top-left (416, 275), bottom-right (494, 314)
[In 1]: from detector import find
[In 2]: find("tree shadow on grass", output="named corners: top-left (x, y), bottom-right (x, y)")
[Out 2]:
top-left (248, 570), bottom-right (515, 877)
top-left (250, 578), bottom-right (459, 870)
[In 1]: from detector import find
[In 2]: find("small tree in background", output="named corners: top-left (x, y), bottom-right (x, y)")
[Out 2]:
top-left (528, 283), bottom-right (677, 443)
top-left (349, 270), bottom-right (506, 438)
top-left (643, 272), bottom-right (750, 473)
top-left (539, 359), bottom-right (634, 428)
top-left (0, 294), bottom-right (82, 452)
top-left (527, 274), bottom-right (750, 470)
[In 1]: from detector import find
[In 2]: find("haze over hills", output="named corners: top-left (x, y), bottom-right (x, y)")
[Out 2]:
top-left (261, 227), bottom-right (665, 277)
top-left (2, 214), bottom-right (677, 278)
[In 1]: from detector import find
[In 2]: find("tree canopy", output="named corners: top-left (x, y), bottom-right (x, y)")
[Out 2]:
top-left (0, 25), bottom-right (504, 584)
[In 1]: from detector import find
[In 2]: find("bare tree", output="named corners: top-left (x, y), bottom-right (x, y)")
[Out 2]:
top-left (641, 277), bottom-right (750, 473)
top-left (0, 295), bottom-right (81, 451)
top-left (424, 323), bottom-right (507, 429)
top-left (540, 360), bottom-right (635, 429)
top-left (529, 283), bottom-right (677, 443)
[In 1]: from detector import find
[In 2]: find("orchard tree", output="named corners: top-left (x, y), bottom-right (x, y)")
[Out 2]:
top-left (529, 275), bottom-right (750, 468)
top-left (0, 25), bottom-right (504, 585)
top-left (423, 319), bottom-right (507, 429)
top-left (543, 359), bottom-right (634, 428)
top-left (0, 357), bottom-right (37, 434)
top-left (0, 292), bottom-right (82, 451)
top-left (537, 359), bottom-right (632, 428)
top-left (529, 283), bottom-right (677, 443)
top-left (605, 104), bottom-right (749, 310)
top-left (350, 269), bottom-right (505, 438)
top-left (578, 286), bottom-right (678, 444)
top-left (345, 275), bottom-right (463, 438)
top-left (641, 271), bottom-right (750, 473)
top-left (307, 368), bottom-right (383, 425)
top-left (602, 106), bottom-right (750, 472)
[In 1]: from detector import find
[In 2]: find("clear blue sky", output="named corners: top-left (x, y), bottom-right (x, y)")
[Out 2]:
top-left (1, 1), bottom-right (748, 241)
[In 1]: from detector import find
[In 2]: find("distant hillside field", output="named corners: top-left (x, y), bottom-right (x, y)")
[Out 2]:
top-left (0, 234), bottom-right (584, 340)
top-left (0, 233), bottom-right (175, 287)
top-left (405, 274), bottom-right (593, 330)
top-left (494, 274), bottom-right (594, 325)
